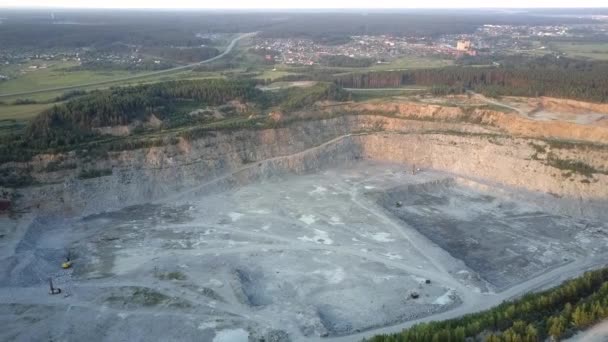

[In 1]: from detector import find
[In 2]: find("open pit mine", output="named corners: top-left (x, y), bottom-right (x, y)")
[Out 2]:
top-left (1, 99), bottom-right (608, 342)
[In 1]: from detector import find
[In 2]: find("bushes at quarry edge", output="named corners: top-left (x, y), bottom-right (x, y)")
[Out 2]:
top-left (366, 268), bottom-right (608, 342)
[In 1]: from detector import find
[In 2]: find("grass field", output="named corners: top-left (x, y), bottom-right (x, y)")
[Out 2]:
top-left (0, 68), bottom-right (231, 126)
top-left (253, 69), bottom-right (299, 80)
top-left (0, 118), bottom-right (27, 138)
top-left (0, 103), bottom-right (54, 121)
top-left (349, 87), bottom-right (428, 102)
top-left (0, 60), bottom-right (146, 96)
top-left (367, 56), bottom-right (453, 70)
top-left (550, 42), bottom-right (608, 60)
top-left (275, 55), bottom-right (453, 74)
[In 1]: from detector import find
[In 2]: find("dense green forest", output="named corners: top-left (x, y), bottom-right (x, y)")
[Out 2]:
top-left (275, 83), bottom-right (348, 111)
top-left (319, 55), bottom-right (375, 68)
top-left (333, 57), bottom-right (608, 102)
top-left (25, 79), bottom-right (265, 149)
top-left (0, 80), bottom-right (348, 166)
top-left (367, 267), bottom-right (608, 342)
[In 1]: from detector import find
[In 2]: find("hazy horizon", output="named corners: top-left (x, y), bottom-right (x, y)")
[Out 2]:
top-left (2, 1), bottom-right (608, 10)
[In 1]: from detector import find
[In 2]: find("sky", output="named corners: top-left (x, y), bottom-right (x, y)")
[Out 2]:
top-left (2, 0), bottom-right (608, 9)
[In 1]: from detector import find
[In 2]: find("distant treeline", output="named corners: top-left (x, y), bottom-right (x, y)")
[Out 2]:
top-left (256, 12), bottom-right (594, 40)
top-left (333, 57), bottom-right (608, 102)
top-left (367, 267), bottom-right (608, 342)
top-left (0, 11), bottom-right (596, 50)
top-left (319, 55), bottom-right (375, 68)
top-left (67, 60), bottom-right (175, 72)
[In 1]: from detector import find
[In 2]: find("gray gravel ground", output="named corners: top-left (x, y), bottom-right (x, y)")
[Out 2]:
top-left (1, 161), bottom-right (606, 342)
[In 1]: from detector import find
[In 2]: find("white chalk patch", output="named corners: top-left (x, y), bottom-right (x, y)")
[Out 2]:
top-left (433, 290), bottom-right (455, 305)
top-left (228, 212), bottom-right (243, 222)
top-left (117, 312), bottom-right (129, 319)
top-left (213, 329), bottom-right (249, 342)
top-left (261, 224), bottom-right (270, 231)
top-left (249, 209), bottom-right (270, 214)
top-left (373, 275), bottom-right (395, 283)
top-left (206, 279), bottom-right (223, 288)
top-left (360, 232), bottom-right (395, 242)
top-left (364, 185), bottom-right (376, 190)
top-left (329, 216), bottom-right (344, 225)
top-left (352, 237), bottom-right (360, 242)
top-left (371, 232), bottom-right (395, 242)
top-left (412, 276), bottom-right (426, 283)
top-left (360, 248), bottom-right (370, 253)
top-left (299, 214), bottom-right (316, 225)
top-left (313, 267), bottom-right (345, 284)
top-left (226, 240), bottom-right (245, 247)
top-left (298, 229), bottom-right (333, 245)
top-left (383, 253), bottom-right (403, 260)
top-left (309, 186), bottom-right (328, 195)
top-left (579, 237), bottom-right (591, 244)
top-left (198, 321), bottom-right (217, 330)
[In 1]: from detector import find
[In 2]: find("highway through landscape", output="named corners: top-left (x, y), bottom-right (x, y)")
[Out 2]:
top-left (0, 32), bottom-right (256, 98)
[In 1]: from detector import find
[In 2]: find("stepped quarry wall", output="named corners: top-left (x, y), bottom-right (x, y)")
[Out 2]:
top-left (5, 108), bottom-right (608, 220)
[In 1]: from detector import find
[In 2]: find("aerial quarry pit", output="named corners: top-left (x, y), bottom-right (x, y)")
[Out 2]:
top-left (2, 96), bottom-right (608, 342)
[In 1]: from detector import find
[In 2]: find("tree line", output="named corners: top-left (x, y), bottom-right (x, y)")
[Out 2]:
top-left (274, 82), bottom-right (349, 111)
top-left (319, 55), bottom-right (375, 68)
top-left (367, 267), bottom-right (608, 342)
top-left (9, 80), bottom-right (347, 156)
top-left (333, 57), bottom-right (608, 103)
top-left (25, 79), bottom-right (265, 149)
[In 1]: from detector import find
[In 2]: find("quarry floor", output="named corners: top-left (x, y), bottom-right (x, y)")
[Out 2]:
top-left (1, 161), bottom-right (608, 342)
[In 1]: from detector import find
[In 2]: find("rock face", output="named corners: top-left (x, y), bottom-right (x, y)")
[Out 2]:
top-left (538, 97), bottom-right (608, 114)
top-left (325, 101), bottom-right (608, 143)
top-left (6, 108), bottom-right (608, 220)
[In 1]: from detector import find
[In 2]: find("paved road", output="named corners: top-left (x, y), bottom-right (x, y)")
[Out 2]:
top-left (0, 32), bottom-right (256, 98)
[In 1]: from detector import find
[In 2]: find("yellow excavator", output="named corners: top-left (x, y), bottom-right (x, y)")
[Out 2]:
top-left (61, 252), bottom-right (72, 269)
